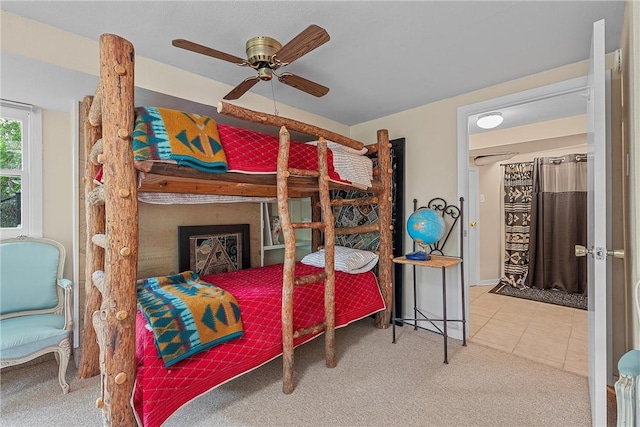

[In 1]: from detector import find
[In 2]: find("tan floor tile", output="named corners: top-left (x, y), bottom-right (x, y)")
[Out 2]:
top-left (492, 309), bottom-right (534, 327)
top-left (480, 318), bottom-right (528, 337)
top-left (526, 316), bottom-right (572, 339)
top-left (470, 314), bottom-right (490, 329)
top-left (573, 310), bottom-right (588, 325)
top-left (469, 323), bottom-right (484, 337)
top-left (470, 304), bottom-right (498, 319)
top-left (469, 292), bottom-right (590, 378)
top-left (536, 301), bottom-right (580, 315)
top-left (570, 322), bottom-right (588, 341)
top-left (533, 305), bottom-right (576, 324)
top-left (498, 300), bottom-right (539, 317)
top-left (567, 336), bottom-right (587, 357)
top-left (469, 336), bottom-right (519, 353)
top-left (514, 328), bottom-right (569, 363)
top-left (471, 293), bottom-right (509, 310)
top-left (473, 325), bottom-right (522, 351)
top-left (564, 349), bottom-right (588, 376)
top-left (502, 296), bottom-right (542, 308)
top-left (469, 285), bottom-right (491, 296)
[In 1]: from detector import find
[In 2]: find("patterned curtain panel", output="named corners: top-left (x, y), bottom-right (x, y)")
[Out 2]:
top-left (526, 154), bottom-right (587, 294)
top-left (500, 162), bottom-right (534, 289)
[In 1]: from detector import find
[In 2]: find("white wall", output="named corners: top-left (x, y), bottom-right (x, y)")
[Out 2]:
top-left (41, 109), bottom-right (74, 278)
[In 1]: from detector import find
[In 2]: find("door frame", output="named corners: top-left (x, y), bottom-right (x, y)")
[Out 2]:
top-left (467, 167), bottom-right (480, 286)
top-left (456, 75), bottom-right (589, 333)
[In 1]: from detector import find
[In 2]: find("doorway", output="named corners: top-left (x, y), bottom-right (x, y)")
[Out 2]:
top-left (457, 77), bottom-right (593, 375)
top-left (458, 70), bottom-right (624, 384)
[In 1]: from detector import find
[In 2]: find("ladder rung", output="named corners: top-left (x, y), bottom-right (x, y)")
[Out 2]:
top-left (329, 197), bottom-right (378, 207)
top-left (335, 223), bottom-right (380, 235)
top-left (295, 272), bottom-right (327, 286)
top-left (292, 221), bottom-right (325, 229)
top-left (288, 167), bottom-right (320, 178)
top-left (293, 322), bottom-right (326, 339)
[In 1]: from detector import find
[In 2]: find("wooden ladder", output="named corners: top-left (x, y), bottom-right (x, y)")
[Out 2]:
top-left (276, 127), bottom-right (336, 394)
top-left (78, 34), bottom-right (138, 426)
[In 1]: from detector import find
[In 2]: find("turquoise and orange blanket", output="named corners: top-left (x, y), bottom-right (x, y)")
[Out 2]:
top-left (133, 107), bottom-right (228, 173)
top-left (137, 271), bottom-right (243, 367)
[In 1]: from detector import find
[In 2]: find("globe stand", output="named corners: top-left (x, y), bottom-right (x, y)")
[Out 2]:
top-left (405, 243), bottom-right (431, 261)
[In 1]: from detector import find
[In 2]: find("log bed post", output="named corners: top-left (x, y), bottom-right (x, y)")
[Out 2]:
top-left (78, 96), bottom-right (104, 379)
top-left (374, 129), bottom-right (393, 328)
top-left (276, 126), bottom-right (296, 394)
top-left (97, 34), bottom-right (138, 426)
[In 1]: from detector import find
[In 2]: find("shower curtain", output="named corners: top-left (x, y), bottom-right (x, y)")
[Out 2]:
top-left (499, 162), bottom-right (534, 289)
top-left (526, 154), bottom-right (587, 294)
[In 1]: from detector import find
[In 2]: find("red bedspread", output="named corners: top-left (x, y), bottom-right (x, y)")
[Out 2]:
top-left (217, 124), bottom-right (346, 183)
top-left (133, 262), bottom-right (385, 427)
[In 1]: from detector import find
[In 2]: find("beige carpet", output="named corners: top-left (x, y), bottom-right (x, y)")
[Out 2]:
top-left (1, 318), bottom-right (596, 426)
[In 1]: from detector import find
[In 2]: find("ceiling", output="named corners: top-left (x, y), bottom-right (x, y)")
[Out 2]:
top-left (0, 1), bottom-right (626, 130)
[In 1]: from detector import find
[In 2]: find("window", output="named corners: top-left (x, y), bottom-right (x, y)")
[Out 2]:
top-left (0, 101), bottom-right (42, 238)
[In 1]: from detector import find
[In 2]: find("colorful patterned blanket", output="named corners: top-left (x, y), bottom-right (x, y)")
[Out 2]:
top-left (136, 271), bottom-right (243, 367)
top-left (133, 107), bottom-right (228, 173)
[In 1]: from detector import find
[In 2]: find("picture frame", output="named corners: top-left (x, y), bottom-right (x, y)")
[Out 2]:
top-left (178, 224), bottom-right (250, 275)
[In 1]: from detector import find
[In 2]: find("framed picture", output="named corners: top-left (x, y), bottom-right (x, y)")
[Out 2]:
top-left (178, 224), bottom-right (250, 275)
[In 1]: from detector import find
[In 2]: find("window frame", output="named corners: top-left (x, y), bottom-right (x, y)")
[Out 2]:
top-left (0, 101), bottom-right (43, 238)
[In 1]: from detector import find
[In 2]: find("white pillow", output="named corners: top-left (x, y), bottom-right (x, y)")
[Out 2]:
top-left (301, 246), bottom-right (379, 274)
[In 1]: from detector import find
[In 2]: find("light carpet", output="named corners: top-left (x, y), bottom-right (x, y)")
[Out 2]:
top-left (1, 318), bottom-right (594, 426)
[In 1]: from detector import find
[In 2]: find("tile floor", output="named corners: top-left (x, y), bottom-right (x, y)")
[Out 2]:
top-left (469, 285), bottom-right (588, 376)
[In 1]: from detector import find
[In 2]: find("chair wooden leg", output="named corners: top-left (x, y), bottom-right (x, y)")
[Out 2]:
top-left (57, 338), bottom-right (71, 394)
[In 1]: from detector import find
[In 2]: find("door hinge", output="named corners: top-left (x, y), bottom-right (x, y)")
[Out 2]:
top-left (614, 49), bottom-right (623, 71)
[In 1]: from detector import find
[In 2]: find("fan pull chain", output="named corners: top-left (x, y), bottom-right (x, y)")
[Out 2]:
top-left (270, 79), bottom-right (280, 116)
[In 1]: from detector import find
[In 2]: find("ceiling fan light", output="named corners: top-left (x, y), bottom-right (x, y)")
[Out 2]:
top-left (477, 112), bottom-right (504, 129)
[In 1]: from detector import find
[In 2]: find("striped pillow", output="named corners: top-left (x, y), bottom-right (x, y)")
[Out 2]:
top-left (301, 246), bottom-right (378, 274)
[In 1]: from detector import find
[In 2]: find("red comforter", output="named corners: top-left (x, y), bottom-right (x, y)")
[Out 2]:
top-left (133, 262), bottom-right (385, 427)
top-left (217, 124), bottom-right (345, 182)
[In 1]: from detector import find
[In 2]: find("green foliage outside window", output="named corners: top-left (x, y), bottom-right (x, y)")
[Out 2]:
top-left (0, 118), bottom-right (22, 227)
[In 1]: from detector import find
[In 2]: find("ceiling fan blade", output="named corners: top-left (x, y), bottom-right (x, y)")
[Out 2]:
top-left (278, 73), bottom-right (329, 98)
top-left (223, 76), bottom-right (261, 100)
top-left (273, 25), bottom-right (330, 65)
top-left (172, 39), bottom-right (247, 65)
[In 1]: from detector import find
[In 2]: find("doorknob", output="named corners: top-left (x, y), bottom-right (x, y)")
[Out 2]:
top-left (470, 222), bottom-right (477, 227)
top-left (607, 249), bottom-right (625, 259)
top-left (575, 244), bottom-right (625, 259)
top-left (575, 245), bottom-right (591, 257)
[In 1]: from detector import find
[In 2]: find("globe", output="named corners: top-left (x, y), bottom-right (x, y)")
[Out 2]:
top-left (406, 208), bottom-right (446, 260)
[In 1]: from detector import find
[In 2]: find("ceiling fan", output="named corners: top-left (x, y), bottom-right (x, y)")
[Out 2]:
top-left (172, 25), bottom-right (330, 100)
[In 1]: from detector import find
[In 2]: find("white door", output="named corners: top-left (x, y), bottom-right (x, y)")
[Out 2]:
top-left (586, 19), bottom-right (608, 427)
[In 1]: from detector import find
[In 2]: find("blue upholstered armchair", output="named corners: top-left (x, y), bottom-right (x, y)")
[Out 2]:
top-left (0, 236), bottom-right (73, 394)
top-left (615, 279), bottom-right (640, 426)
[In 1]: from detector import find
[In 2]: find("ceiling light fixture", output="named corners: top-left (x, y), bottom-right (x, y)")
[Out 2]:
top-left (476, 112), bottom-right (504, 129)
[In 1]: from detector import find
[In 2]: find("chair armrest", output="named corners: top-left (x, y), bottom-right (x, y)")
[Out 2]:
top-left (57, 278), bottom-right (73, 331)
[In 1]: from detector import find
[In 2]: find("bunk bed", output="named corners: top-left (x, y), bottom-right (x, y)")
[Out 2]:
top-left (79, 34), bottom-right (393, 427)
